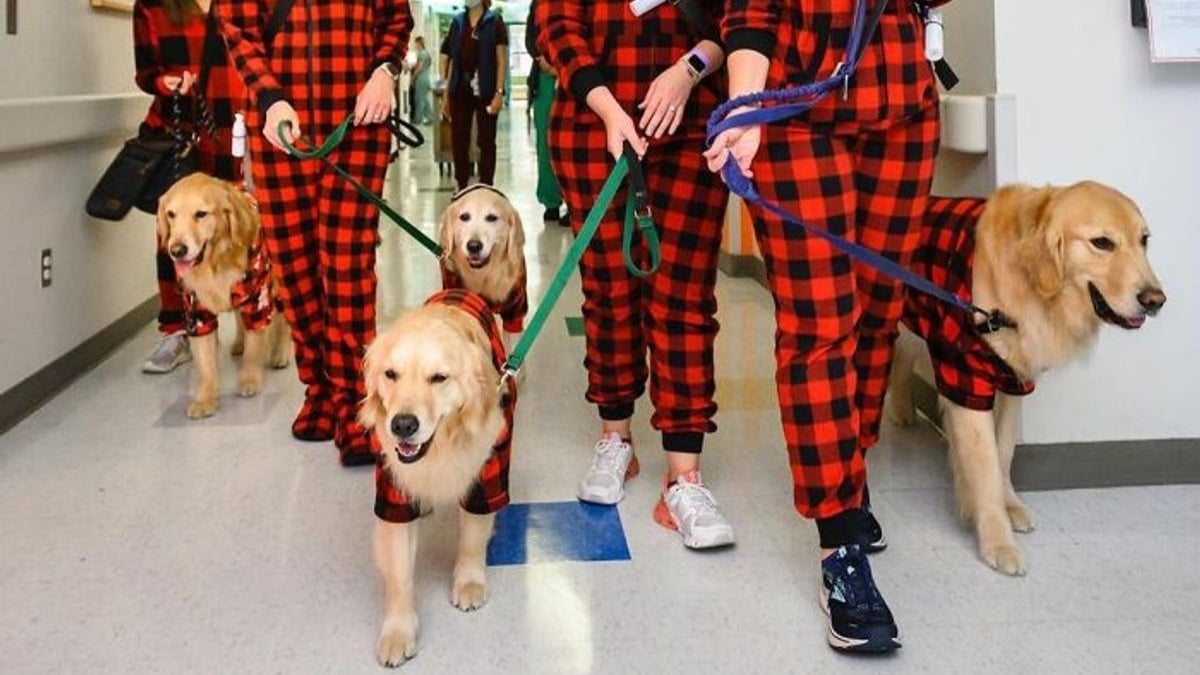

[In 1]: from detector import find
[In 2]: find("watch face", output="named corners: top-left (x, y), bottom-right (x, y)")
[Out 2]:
top-left (687, 54), bottom-right (706, 75)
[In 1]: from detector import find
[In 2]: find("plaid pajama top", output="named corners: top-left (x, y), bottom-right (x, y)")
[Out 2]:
top-left (183, 240), bottom-right (275, 338)
top-left (536, 0), bottom-right (725, 141)
top-left (440, 267), bottom-right (529, 333)
top-left (902, 197), bottom-right (1034, 411)
top-left (135, 0), bottom-right (245, 179)
top-left (722, 0), bottom-right (952, 128)
top-left (375, 289), bottom-right (518, 524)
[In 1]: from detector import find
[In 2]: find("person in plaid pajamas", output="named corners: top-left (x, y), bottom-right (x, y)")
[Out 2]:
top-left (537, 0), bottom-right (736, 549)
top-left (706, 0), bottom-right (955, 653)
top-left (218, 0), bottom-right (412, 466)
top-left (374, 289), bottom-right (517, 524)
top-left (903, 197), bottom-right (1034, 410)
top-left (135, 0), bottom-right (245, 375)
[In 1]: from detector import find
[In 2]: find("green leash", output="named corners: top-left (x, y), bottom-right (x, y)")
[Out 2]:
top-left (278, 116), bottom-right (442, 257)
top-left (502, 143), bottom-right (660, 382)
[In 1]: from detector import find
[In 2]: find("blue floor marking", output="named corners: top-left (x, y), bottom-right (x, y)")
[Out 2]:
top-left (487, 501), bottom-right (631, 567)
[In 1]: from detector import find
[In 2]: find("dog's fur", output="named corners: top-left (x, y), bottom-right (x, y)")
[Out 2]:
top-left (157, 173), bottom-right (290, 419)
top-left (359, 300), bottom-right (509, 667)
top-left (437, 185), bottom-right (527, 349)
top-left (887, 181), bottom-right (1165, 575)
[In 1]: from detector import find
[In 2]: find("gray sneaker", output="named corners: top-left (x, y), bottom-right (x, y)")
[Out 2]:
top-left (142, 332), bottom-right (191, 373)
top-left (653, 470), bottom-right (736, 549)
top-left (576, 432), bottom-right (639, 505)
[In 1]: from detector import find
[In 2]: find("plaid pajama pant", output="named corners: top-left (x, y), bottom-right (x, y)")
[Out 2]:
top-left (539, 0), bottom-right (727, 451)
top-left (725, 0), bottom-right (941, 519)
top-left (375, 290), bottom-right (517, 523)
top-left (220, 0), bottom-right (412, 456)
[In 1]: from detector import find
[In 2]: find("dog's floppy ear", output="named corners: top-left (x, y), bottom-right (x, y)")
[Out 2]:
top-left (357, 338), bottom-right (388, 431)
top-left (501, 198), bottom-right (526, 275)
top-left (1016, 186), bottom-right (1066, 297)
top-left (438, 201), bottom-right (459, 270)
top-left (222, 182), bottom-right (259, 251)
top-left (155, 185), bottom-right (174, 245)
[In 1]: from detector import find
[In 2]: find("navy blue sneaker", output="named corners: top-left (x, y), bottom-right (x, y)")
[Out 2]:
top-left (857, 506), bottom-right (887, 553)
top-left (820, 545), bottom-right (901, 653)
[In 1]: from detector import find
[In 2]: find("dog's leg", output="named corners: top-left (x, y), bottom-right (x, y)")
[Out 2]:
top-left (231, 312), bottom-right (246, 357)
top-left (885, 328), bottom-right (922, 427)
top-left (267, 313), bottom-right (291, 369)
top-left (237, 328), bottom-right (266, 397)
top-left (942, 398), bottom-right (1026, 576)
top-left (187, 333), bottom-right (220, 418)
top-left (451, 509), bottom-right (494, 611)
top-left (995, 393), bottom-right (1034, 533)
top-left (375, 519), bottom-right (420, 667)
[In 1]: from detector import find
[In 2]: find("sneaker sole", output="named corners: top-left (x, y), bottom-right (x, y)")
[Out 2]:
top-left (576, 454), bottom-right (640, 506)
top-left (862, 534), bottom-right (888, 554)
top-left (652, 498), bottom-right (736, 549)
top-left (141, 355), bottom-right (193, 374)
top-left (818, 586), bottom-right (901, 653)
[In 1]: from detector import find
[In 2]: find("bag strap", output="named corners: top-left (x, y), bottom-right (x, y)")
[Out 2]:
top-left (264, 0), bottom-right (298, 53)
top-left (671, 0), bottom-right (719, 44)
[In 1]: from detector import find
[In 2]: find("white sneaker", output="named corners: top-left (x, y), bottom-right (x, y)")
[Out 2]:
top-left (576, 432), bottom-right (639, 505)
top-left (653, 470), bottom-right (736, 549)
top-left (142, 332), bottom-right (192, 373)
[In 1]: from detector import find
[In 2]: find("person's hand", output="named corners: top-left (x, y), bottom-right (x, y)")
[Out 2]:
top-left (441, 94), bottom-right (452, 122)
top-left (600, 108), bottom-right (648, 162)
top-left (354, 69), bottom-right (396, 125)
top-left (703, 108), bottom-right (762, 181)
top-left (160, 71), bottom-right (197, 95)
top-left (487, 92), bottom-right (504, 116)
top-left (263, 100), bottom-right (302, 153)
top-left (536, 56), bottom-right (554, 74)
top-left (638, 62), bottom-right (695, 139)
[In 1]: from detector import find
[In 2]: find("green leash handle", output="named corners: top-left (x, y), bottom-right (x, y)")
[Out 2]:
top-left (277, 117), bottom-right (441, 256)
top-left (620, 143), bottom-right (661, 279)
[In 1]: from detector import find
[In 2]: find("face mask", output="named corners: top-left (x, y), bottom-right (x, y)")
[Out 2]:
top-left (465, 0), bottom-right (481, 8)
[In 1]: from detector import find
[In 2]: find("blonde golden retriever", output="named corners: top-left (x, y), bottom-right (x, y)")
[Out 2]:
top-left (888, 181), bottom-right (1165, 575)
top-left (437, 185), bottom-right (527, 350)
top-left (157, 173), bottom-right (290, 419)
top-left (360, 290), bottom-right (516, 667)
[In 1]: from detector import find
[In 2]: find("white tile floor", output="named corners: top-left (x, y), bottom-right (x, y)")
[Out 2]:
top-left (3, 105), bottom-right (1199, 674)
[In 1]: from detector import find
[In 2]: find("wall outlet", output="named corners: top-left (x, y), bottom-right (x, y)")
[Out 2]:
top-left (40, 248), bottom-right (51, 288)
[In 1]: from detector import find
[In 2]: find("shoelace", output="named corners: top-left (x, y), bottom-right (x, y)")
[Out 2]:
top-left (669, 482), bottom-right (720, 521)
top-left (830, 549), bottom-right (889, 618)
top-left (590, 438), bottom-right (629, 476)
top-left (151, 335), bottom-right (185, 360)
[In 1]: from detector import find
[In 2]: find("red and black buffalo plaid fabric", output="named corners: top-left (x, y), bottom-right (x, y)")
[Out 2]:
top-left (441, 267), bottom-right (529, 334)
top-left (722, 0), bottom-right (946, 518)
top-left (902, 197), bottom-right (1035, 411)
top-left (536, 0), bottom-right (728, 451)
top-left (218, 0), bottom-right (412, 460)
top-left (375, 289), bottom-right (518, 524)
top-left (183, 240), bottom-right (276, 338)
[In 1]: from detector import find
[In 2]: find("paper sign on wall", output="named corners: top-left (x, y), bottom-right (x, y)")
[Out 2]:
top-left (1147, 0), bottom-right (1200, 62)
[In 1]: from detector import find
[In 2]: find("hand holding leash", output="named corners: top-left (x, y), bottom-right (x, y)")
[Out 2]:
top-left (264, 101), bottom-right (302, 152)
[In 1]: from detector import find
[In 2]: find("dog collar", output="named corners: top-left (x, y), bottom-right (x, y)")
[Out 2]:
top-left (974, 308), bottom-right (1018, 334)
top-left (450, 183), bottom-right (508, 203)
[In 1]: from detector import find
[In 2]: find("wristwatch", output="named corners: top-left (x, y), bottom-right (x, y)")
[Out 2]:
top-left (681, 51), bottom-right (708, 82)
top-left (377, 62), bottom-right (402, 82)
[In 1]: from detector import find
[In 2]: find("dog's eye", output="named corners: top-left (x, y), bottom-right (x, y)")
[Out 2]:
top-left (429, 373), bottom-right (449, 384)
top-left (166, 210), bottom-right (176, 219)
top-left (1089, 236), bottom-right (1116, 252)
top-left (384, 369), bottom-right (398, 381)
top-left (485, 213), bottom-right (499, 223)
top-left (1140, 233), bottom-right (1150, 248)
top-left (458, 213), bottom-right (471, 222)
top-left (195, 210), bottom-right (209, 219)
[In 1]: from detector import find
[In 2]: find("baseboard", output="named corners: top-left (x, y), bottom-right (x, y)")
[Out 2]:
top-left (907, 376), bottom-right (1200, 491)
top-left (718, 250), bottom-right (767, 287)
top-left (0, 296), bottom-right (157, 435)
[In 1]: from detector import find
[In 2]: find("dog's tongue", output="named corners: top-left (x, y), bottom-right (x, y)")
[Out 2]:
top-left (173, 258), bottom-right (196, 277)
top-left (395, 442), bottom-right (421, 459)
top-left (1125, 315), bottom-right (1147, 329)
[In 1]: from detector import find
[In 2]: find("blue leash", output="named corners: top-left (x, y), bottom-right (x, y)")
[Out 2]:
top-left (706, 0), bottom-right (1010, 330)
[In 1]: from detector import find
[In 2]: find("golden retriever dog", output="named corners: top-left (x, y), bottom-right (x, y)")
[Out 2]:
top-left (359, 289), bottom-right (517, 667)
top-left (157, 173), bottom-right (290, 419)
top-left (437, 184), bottom-right (528, 351)
top-left (887, 181), bottom-right (1165, 575)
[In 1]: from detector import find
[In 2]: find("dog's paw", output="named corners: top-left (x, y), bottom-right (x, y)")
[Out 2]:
top-left (269, 353), bottom-right (291, 370)
top-left (451, 581), bottom-right (488, 612)
top-left (237, 374), bottom-right (263, 397)
top-left (186, 398), bottom-right (218, 419)
top-left (230, 341), bottom-right (245, 357)
top-left (1006, 501), bottom-right (1036, 533)
top-left (376, 616), bottom-right (419, 668)
top-left (982, 541), bottom-right (1027, 576)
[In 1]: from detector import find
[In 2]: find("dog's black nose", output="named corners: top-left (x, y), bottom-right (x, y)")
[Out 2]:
top-left (466, 239), bottom-right (483, 255)
top-left (168, 243), bottom-right (188, 259)
top-left (1138, 288), bottom-right (1166, 314)
top-left (390, 414), bottom-right (419, 439)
